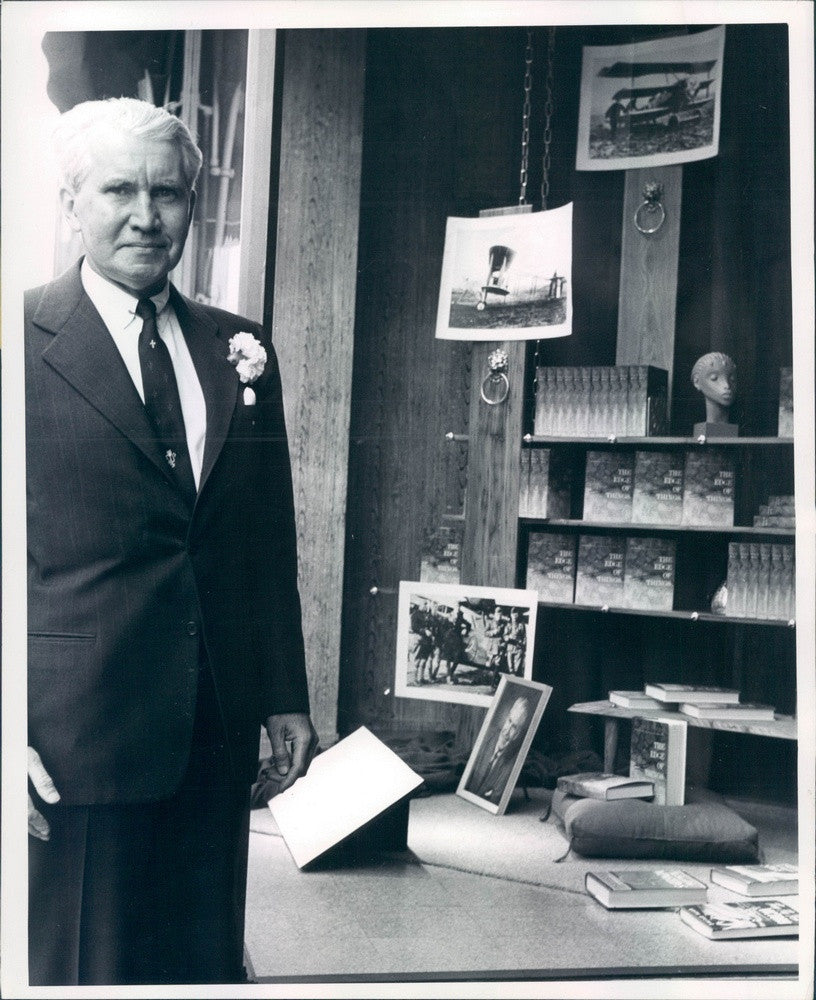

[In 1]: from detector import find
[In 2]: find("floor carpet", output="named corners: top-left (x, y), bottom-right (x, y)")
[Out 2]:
top-left (245, 789), bottom-right (801, 983)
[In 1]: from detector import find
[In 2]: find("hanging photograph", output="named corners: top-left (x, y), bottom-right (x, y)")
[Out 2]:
top-left (457, 675), bottom-right (553, 815)
top-left (575, 25), bottom-right (725, 171)
top-left (435, 203), bottom-right (573, 341)
top-left (394, 581), bottom-right (538, 708)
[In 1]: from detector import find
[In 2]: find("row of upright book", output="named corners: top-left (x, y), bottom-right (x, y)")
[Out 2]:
top-left (534, 365), bottom-right (668, 437)
top-left (520, 447), bottom-right (742, 526)
top-left (725, 542), bottom-right (795, 620)
top-left (527, 533), bottom-right (675, 610)
top-left (532, 363), bottom-right (793, 441)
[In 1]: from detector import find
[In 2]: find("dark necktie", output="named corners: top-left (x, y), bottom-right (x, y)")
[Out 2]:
top-left (136, 298), bottom-right (197, 504)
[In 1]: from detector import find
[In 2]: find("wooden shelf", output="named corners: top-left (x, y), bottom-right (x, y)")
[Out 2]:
top-left (521, 518), bottom-right (794, 537)
top-left (523, 436), bottom-right (793, 447)
top-left (534, 601), bottom-right (794, 628)
top-left (568, 699), bottom-right (797, 740)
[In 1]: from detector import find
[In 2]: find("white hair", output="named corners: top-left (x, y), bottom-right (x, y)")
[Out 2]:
top-left (508, 697), bottom-right (530, 724)
top-left (53, 97), bottom-right (204, 193)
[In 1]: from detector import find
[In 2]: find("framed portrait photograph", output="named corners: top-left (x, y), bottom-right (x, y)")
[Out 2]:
top-left (394, 581), bottom-right (538, 708)
top-left (576, 25), bottom-right (725, 171)
top-left (434, 204), bottom-right (573, 341)
top-left (457, 676), bottom-right (553, 816)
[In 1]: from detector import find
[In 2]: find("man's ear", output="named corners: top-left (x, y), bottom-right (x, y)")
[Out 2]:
top-left (188, 189), bottom-right (197, 223)
top-left (59, 187), bottom-right (83, 234)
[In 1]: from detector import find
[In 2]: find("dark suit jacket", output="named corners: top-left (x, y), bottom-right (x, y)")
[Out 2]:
top-left (26, 261), bottom-right (310, 805)
top-left (464, 731), bottom-right (521, 803)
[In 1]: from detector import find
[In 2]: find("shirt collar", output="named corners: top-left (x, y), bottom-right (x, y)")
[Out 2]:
top-left (81, 258), bottom-right (171, 330)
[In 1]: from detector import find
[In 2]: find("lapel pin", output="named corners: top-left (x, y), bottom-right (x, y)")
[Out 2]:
top-left (165, 449), bottom-right (177, 469)
top-left (243, 386), bottom-right (256, 407)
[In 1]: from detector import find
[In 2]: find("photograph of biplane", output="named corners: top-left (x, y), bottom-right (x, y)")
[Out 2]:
top-left (576, 25), bottom-right (724, 171)
top-left (435, 203), bottom-right (572, 341)
top-left (394, 582), bottom-right (538, 708)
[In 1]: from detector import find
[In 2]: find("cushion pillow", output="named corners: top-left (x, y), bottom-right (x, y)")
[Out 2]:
top-left (551, 789), bottom-right (759, 863)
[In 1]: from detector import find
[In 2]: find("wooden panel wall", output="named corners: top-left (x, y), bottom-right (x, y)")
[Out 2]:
top-left (270, 29), bottom-right (366, 746)
top-left (616, 165), bottom-right (683, 406)
top-left (339, 29), bottom-right (524, 746)
top-left (238, 30), bottom-right (276, 324)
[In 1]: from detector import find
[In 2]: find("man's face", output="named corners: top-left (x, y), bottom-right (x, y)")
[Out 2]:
top-left (495, 701), bottom-right (529, 755)
top-left (61, 130), bottom-right (194, 298)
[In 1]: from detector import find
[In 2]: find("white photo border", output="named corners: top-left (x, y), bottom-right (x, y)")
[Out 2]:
top-left (576, 25), bottom-right (725, 172)
top-left (435, 204), bottom-right (573, 341)
top-left (394, 580), bottom-right (539, 708)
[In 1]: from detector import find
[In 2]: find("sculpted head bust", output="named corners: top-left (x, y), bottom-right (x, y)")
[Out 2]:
top-left (691, 351), bottom-right (737, 424)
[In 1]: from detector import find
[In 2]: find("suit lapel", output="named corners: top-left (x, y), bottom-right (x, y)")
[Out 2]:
top-left (169, 288), bottom-right (239, 494)
top-left (34, 263), bottom-right (175, 485)
top-left (33, 264), bottom-right (241, 499)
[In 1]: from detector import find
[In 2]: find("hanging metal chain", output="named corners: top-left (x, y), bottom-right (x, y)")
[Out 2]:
top-left (540, 26), bottom-right (555, 210)
top-left (530, 27), bottom-right (556, 433)
top-left (518, 30), bottom-right (533, 205)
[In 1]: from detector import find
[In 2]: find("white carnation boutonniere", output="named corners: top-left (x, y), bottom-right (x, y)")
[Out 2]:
top-left (228, 332), bottom-right (267, 406)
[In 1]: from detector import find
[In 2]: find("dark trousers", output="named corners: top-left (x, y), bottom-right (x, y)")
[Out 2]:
top-left (29, 665), bottom-right (252, 986)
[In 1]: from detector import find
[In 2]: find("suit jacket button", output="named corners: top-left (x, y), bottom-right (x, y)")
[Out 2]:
top-left (186, 621), bottom-right (198, 636)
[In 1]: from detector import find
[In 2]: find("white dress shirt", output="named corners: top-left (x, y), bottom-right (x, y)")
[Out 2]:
top-left (81, 259), bottom-right (207, 489)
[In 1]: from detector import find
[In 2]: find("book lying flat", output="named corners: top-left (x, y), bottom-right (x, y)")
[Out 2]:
top-left (679, 702), bottom-right (776, 722)
top-left (680, 900), bottom-right (799, 939)
top-left (268, 726), bottom-right (424, 869)
top-left (557, 771), bottom-right (654, 800)
top-left (609, 690), bottom-right (665, 710)
top-left (586, 869), bottom-right (708, 909)
top-left (629, 715), bottom-right (687, 806)
top-left (710, 864), bottom-right (798, 896)
top-left (644, 683), bottom-right (740, 705)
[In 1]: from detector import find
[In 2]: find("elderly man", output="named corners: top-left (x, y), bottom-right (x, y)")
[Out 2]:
top-left (25, 97), bottom-right (317, 986)
top-left (464, 696), bottom-right (531, 803)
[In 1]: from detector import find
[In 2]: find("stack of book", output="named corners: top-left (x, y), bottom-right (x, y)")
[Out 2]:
top-left (619, 682), bottom-right (779, 724)
top-left (725, 541), bottom-right (795, 620)
top-left (534, 365), bottom-right (668, 438)
top-left (571, 533), bottom-right (676, 611)
top-left (752, 494), bottom-right (794, 529)
top-left (518, 448), bottom-right (572, 519)
top-left (777, 366), bottom-right (793, 437)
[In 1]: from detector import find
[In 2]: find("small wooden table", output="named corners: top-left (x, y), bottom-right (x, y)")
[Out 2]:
top-left (568, 700), bottom-right (798, 772)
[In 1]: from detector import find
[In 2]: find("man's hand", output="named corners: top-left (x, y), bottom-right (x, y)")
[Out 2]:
top-left (264, 713), bottom-right (318, 793)
top-left (28, 747), bottom-right (60, 841)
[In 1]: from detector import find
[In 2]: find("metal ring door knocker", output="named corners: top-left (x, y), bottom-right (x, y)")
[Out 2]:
top-left (634, 181), bottom-right (666, 235)
top-left (481, 348), bottom-right (510, 405)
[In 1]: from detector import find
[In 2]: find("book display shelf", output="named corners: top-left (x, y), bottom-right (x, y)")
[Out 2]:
top-left (518, 395), bottom-right (797, 782)
top-left (519, 435), bottom-right (796, 626)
